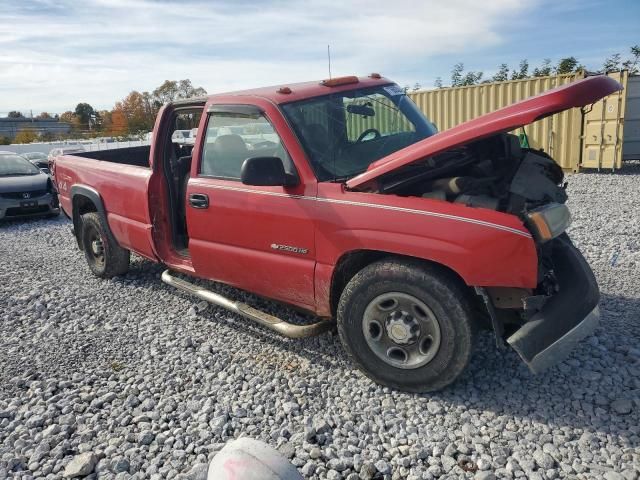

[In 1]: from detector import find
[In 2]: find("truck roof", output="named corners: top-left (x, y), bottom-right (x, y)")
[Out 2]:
top-left (173, 75), bottom-right (393, 106)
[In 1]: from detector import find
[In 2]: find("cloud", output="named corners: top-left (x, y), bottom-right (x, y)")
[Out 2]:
top-left (0, 0), bottom-right (535, 112)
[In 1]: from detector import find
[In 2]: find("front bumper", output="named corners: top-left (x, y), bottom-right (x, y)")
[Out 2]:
top-left (507, 235), bottom-right (600, 373)
top-left (0, 193), bottom-right (60, 220)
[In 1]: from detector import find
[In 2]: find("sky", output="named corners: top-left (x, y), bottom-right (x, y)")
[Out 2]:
top-left (0, 0), bottom-right (638, 114)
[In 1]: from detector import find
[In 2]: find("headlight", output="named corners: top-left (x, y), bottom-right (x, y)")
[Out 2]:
top-left (526, 203), bottom-right (571, 243)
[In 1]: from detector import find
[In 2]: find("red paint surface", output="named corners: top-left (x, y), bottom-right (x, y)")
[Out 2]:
top-left (53, 75), bottom-right (618, 316)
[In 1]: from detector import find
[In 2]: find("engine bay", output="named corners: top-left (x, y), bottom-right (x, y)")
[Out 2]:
top-left (378, 133), bottom-right (568, 217)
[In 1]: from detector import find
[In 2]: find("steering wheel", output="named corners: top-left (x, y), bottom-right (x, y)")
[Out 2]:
top-left (356, 128), bottom-right (382, 143)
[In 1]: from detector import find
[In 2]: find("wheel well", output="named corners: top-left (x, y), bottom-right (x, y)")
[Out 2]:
top-left (72, 195), bottom-right (98, 249)
top-left (329, 250), bottom-right (470, 317)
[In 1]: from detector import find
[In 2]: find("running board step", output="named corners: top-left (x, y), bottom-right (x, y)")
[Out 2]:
top-left (161, 270), bottom-right (331, 339)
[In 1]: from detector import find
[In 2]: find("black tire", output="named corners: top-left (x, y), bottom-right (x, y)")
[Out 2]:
top-left (80, 212), bottom-right (130, 278)
top-left (337, 258), bottom-right (474, 392)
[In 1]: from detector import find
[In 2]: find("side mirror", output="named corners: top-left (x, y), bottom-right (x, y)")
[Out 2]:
top-left (240, 156), bottom-right (296, 187)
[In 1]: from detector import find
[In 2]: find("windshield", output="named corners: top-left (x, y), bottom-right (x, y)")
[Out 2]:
top-left (281, 84), bottom-right (436, 181)
top-left (0, 154), bottom-right (41, 176)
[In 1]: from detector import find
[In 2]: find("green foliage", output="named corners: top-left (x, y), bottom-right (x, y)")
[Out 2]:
top-left (450, 64), bottom-right (483, 87)
top-left (434, 45), bottom-right (640, 88)
top-left (602, 53), bottom-right (621, 73)
top-left (492, 64), bottom-right (510, 82)
top-left (622, 45), bottom-right (640, 74)
top-left (461, 71), bottom-right (483, 86)
top-left (74, 102), bottom-right (95, 127)
top-left (533, 59), bottom-right (552, 77)
top-left (151, 79), bottom-right (207, 109)
top-left (556, 57), bottom-right (581, 75)
top-left (511, 59), bottom-right (529, 80)
top-left (450, 63), bottom-right (464, 87)
top-left (0, 135), bottom-right (11, 145)
top-left (8, 111), bottom-right (23, 118)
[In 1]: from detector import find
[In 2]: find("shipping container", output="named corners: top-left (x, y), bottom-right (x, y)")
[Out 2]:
top-left (409, 71), bottom-right (636, 172)
top-left (623, 75), bottom-right (640, 161)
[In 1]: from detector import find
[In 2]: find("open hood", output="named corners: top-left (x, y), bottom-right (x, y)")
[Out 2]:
top-left (346, 75), bottom-right (623, 190)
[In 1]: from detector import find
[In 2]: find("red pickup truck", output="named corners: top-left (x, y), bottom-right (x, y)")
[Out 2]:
top-left (52, 74), bottom-right (621, 392)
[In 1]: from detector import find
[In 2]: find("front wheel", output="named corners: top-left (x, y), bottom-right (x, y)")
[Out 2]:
top-left (337, 259), bottom-right (474, 392)
top-left (81, 212), bottom-right (130, 278)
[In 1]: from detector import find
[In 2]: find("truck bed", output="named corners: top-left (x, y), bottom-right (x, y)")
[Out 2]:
top-left (75, 145), bottom-right (151, 168)
top-left (54, 148), bottom-right (156, 261)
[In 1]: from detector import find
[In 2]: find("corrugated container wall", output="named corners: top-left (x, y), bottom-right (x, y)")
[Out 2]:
top-left (408, 72), bottom-right (630, 172)
top-left (408, 73), bottom-right (585, 171)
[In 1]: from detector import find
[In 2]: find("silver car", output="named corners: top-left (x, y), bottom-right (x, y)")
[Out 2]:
top-left (0, 153), bottom-right (60, 220)
top-left (21, 152), bottom-right (50, 173)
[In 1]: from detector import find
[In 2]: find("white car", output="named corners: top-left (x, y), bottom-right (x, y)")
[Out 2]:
top-left (171, 130), bottom-right (193, 145)
top-left (48, 147), bottom-right (85, 162)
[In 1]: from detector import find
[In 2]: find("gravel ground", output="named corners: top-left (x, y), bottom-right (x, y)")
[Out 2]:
top-left (1, 165), bottom-right (639, 480)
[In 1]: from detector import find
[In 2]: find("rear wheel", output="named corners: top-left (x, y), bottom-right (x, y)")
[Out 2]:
top-left (337, 259), bottom-right (474, 392)
top-left (81, 212), bottom-right (130, 278)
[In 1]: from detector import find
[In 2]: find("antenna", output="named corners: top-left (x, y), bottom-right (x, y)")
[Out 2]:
top-left (327, 44), bottom-right (332, 79)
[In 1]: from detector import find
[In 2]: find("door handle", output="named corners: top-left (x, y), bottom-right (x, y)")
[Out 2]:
top-left (189, 193), bottom-right (209, 209)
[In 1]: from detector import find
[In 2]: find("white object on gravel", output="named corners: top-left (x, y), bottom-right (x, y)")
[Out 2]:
top-left (207, 438), bottom-right (303, 480)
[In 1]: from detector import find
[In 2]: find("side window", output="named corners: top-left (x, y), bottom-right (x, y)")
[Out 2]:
top-left (200, 107), bottom-right (295, 180)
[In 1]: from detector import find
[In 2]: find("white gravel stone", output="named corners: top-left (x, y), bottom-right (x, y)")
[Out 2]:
top-left (63, 452), bottom-right (97, 478)
top-left (1, 165), bottom-right (640, 478)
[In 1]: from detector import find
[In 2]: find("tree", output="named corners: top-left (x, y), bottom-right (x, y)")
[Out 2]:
top-left (533, 58), bottom-right (552, 77)
top-left (451, 63), bottom-right (464, 87)
top-left (511, 59), bottom-right (529, 80)
top-left (177, 79), bottom-right (207, 99)
top-left (602, 53), bottom-right (621, 73)
top-left (97, 110), bottom-right (112, 133)
top-left (75, 103), bottom-right (95, 128)
top-left (110, 107), bottom-right (129, 136)
top-left (434, 77), bottom-right (443, 88)
top-left (152, 79), bottom-right (207, 109)
top-left (153, 80), bottom-right (180, 106)
top-left (622, 45), bottom-right (640, 74)
top-left (460, 71), bottom-right (483, 86)
top-left (59, 111), bottom-right (75, 124)
top-left (14, 129), bottom-right (38, 144)
top-left (556, 57), bottom-right (580, 74)
top-left (60, 111), bottom-right (81, 132)
top-left (119, 91), bottom-right (154, 133)
top-left (8, 111), bottom-right (24, 118)
top-left (492, 63), bottom-right (510, 82)
top-left (36, 112), bottom-right (52, 119)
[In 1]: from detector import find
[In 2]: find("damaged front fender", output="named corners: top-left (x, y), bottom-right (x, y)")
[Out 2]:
top-left (506, 234), bottom-right (600, 373)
